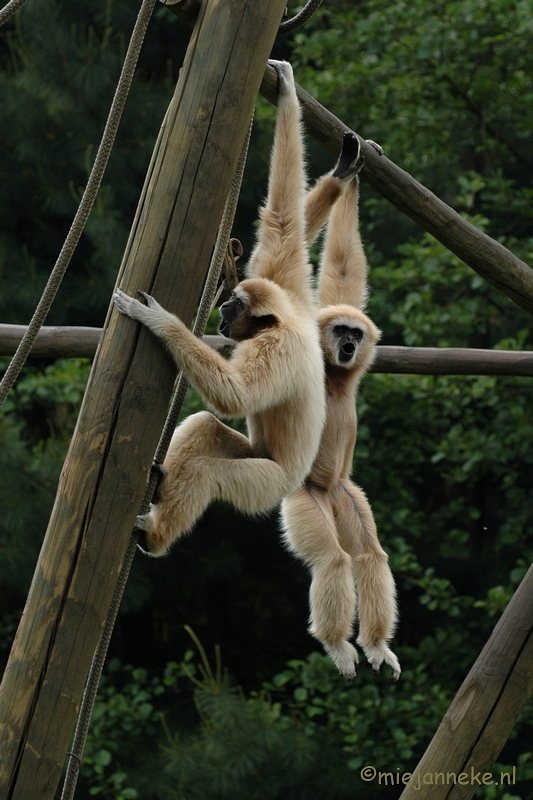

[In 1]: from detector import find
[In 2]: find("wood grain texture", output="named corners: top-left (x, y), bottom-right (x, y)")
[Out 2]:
top-left (0, 1), bottom-right (287, 798)
top-left (399, 565), bottom-right (533, 800)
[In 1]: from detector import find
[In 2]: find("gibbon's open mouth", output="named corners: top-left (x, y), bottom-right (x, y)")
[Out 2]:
top-left (340, 343), bottom-right (355, 362)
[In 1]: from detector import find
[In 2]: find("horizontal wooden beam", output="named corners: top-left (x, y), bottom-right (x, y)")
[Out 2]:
top-left (2, 325), bottom-right (532, 376)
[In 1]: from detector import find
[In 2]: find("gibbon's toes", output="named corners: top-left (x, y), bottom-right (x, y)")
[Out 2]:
top-left (359, 639), bottom-right (401, 682)
top-left (333, 131), bottom-right (364, 180)
top-left (268, 59), bottom-right (294, 92)
top-left (325, 640), bottom-right (359, 681)
top-left (366, 139), bottom-right (384, 156)
top-left (150, 462), bottom-right (169, 505)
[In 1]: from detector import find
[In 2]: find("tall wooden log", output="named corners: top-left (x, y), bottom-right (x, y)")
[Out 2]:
top-left (2, 324), bottom-right (533, 376)
top-left (0, 1), bottom-right (287, 798)
top-left (399, 563), bottom-right (533, 800)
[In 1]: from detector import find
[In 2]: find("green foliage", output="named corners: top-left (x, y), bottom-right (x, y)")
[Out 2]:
top-left (80, 658), bottom-right (188, 799)
top-left (0, 0), bottom-right (182, 326)
top-left (0, 359), bottom-right (91, 610)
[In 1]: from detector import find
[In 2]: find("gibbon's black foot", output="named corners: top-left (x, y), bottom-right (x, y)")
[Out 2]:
top-left (150, 461), bottom-right (168, 505)
top-left (135, 529), bottom-right (150, 555)
top-left (333, 131), bottom-right (364, 179)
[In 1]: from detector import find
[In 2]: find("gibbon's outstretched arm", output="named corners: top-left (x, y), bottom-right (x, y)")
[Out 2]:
top-left (246, 61), bottom-right (314, 310)
top-left (113, 60), bottom-right (325, 557)
top-left (113, 288), bottom-right (304, 418)
top-left (282, 139), bottom-right (400, 681)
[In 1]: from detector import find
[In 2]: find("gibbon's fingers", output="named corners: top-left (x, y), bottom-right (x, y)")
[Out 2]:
top-left (137, 290), bottom-right (165, 312)
top-left (268, 59), bottom-right (295, 95)
top-left (113, 287), bottom-right (150, 321)
top-left (366, 139), bottom-right (384, 156)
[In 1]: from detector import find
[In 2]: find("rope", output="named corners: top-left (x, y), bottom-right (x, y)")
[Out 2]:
top-left (0, 0), bottom-right (27, 27)
top-left (60, 116), bottom-right (253, 800)
top-left (0, 0), bottom-right (157, 410)
top-left (278, 0), bottom-right (324, 34)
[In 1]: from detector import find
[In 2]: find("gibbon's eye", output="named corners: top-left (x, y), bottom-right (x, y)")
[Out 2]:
top-left (353, 327), bottom-right (364, 342)
top-left (333, 325), bottom-right (348, 337)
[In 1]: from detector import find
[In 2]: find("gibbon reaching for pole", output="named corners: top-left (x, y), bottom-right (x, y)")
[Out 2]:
top-left (282, 133), bottom-right (400, 681)
top-left (113, 61), bottom-right (326, 556)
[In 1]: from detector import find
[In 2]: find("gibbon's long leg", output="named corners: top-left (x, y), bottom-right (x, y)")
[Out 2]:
top-left (304, 131), bottom-right (366, 248)
top-left (317, 177), bottom-right (369, 310)
top-left (281, 485), bottom-right (360, 680)
top-left (333, 479), bottom-right (400, 679)
top-left (246, 61), bottom-right (313, 308)
top-left (304, 176), bottom-right (345, 248)
top-left (138, 412), bottom-right (288, 555)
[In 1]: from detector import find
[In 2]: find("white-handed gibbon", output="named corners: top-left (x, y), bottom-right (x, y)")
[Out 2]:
top-left (281, 133), bottom-right (400, 681)
top-left (113, 60), bottom-right (326, 556)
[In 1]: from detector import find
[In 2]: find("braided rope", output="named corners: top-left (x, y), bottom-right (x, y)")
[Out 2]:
top-left (278, 0), bottom-right (324, 34)
top-left (0, 0), bottom-right (27, 27)
top-left (60, 116), bottom-right (253, 800)
top-left (0, 0), bottom-right (157, 410)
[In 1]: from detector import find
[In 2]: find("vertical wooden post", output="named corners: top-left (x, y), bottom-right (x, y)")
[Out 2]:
top-left (0, 1), bottom-right (287, 798)
top-left (399, 564), bottom-right (533, 800)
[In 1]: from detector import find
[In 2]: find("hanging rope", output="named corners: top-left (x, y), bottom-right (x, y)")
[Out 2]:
top-left (60, 116), bottom-right (253, 800)
top-left (278, 0), bottom-right (324, 34)
top-left (0, 0), bottom-right (27, 27)
top-left (0, 0), bottom-right (157, 410)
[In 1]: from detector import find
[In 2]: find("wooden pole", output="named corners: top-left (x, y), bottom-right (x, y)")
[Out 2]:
top-left (2, 324), bottom-right (533, 376)
top-left (0, 1), bottom-right (287, 798)
top-left (169, 4), bottom-right (533, 316)
top-left (399, 563), bottom-right (533, 800)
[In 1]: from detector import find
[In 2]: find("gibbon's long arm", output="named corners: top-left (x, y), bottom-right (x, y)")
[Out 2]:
top-left (113, 289), bottom-right (296, 417)
top-left (246, 61), bottom-right (314, 310)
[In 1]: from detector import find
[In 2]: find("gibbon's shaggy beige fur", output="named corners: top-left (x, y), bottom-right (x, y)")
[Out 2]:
top-left (113, 61), bottom-right (326, 556)
top-left (281, 134), bottom-right (400, 681)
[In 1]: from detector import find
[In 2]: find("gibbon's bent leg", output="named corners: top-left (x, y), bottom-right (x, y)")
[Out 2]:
top-left (136, 412), bottom-right (287, 556)
top-left (317, 176), bottom-right (368, 310)
top-left (333, 479), bottom-right (401, 680)
top-left (304, 132), bottom-right (363, 247)
top-left (304, 133), bottom-right (383, 249)
top-left (281, 485), bottom-right (359, 680)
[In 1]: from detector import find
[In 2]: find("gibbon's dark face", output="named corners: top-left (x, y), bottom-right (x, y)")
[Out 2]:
top-left (334, 324), bottom-right (364, 364)
top-left (219, 292), bottom-right (246, 338)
